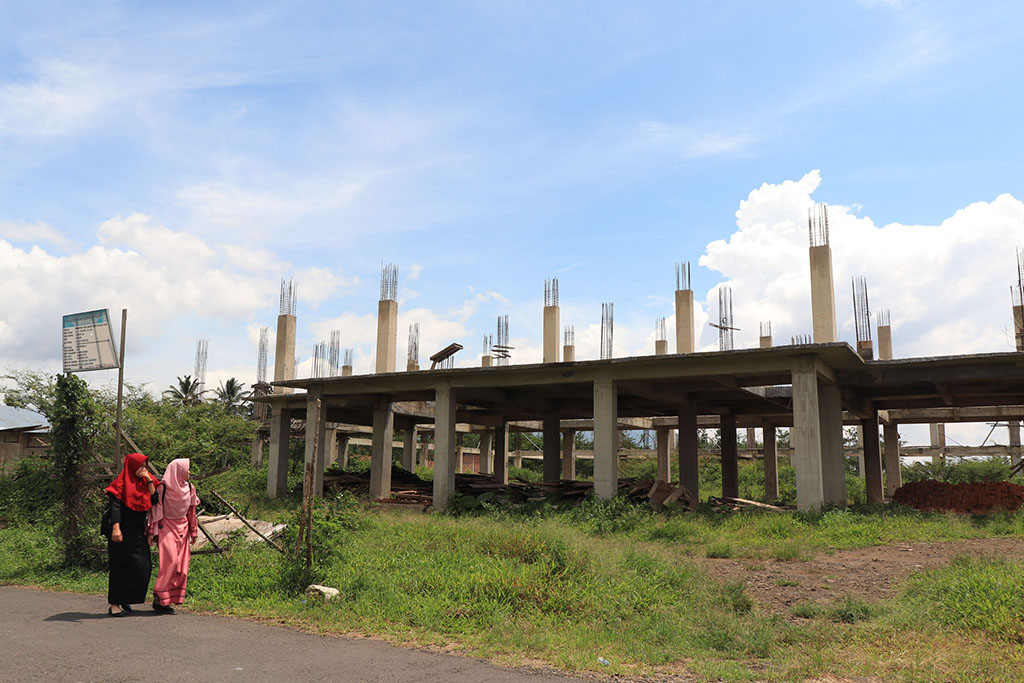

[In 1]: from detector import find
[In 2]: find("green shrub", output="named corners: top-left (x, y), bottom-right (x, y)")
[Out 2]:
top-left (827, 595), bottom-right (877, 623)
top-left (705, 541), bottom-right (733, 558)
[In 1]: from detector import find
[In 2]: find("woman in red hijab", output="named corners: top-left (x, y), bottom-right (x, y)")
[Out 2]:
top-left (105, 452), bottom-right (158, 616)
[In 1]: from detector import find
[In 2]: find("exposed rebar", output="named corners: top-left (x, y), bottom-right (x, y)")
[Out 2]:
top-left (343, 348), bottom-right (353, 368)
top-left (791, 334), bottom-right (812, 345)
top-left (256, 327), bottom-right (269, 385)
top-left (853, 276), bottom-right (872, 344)
top-left (279, 278), bottom-right (297, 316)
top-left (656, 317), bottom-right (667, 342)
top-left (194, 339), bottom-right (208, 394)
top-left (493, 314), bottom-right (511, 366)
top-left (379, 262), bottom-right (398, 302)
top-left (876, 309), bottom-right (890, 328)
top-left (675, 261), bottom-right (691, 291)
top-left (600, 303), bottom-right (614, 359)
top-left (563, 325), bottom-right (574, 347)
top-left (808, 203), bottom-right (830, 247)
top-left (328, 330), bottom-right (341, 376)
top-left (544, 277), bottom-right (559, 307)
top-left (760, 321), bottom-right (772, 338)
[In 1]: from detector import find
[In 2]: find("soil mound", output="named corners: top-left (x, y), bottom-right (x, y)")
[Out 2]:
top-left (893, 479), bottom-right (1024, 513)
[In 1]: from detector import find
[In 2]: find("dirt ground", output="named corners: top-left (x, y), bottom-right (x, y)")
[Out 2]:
top-left (696, 537), bottom-right (1024, 619)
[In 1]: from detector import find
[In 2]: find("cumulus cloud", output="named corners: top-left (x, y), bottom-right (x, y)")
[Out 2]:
top-left (0, 220), bottom-right (74, 251)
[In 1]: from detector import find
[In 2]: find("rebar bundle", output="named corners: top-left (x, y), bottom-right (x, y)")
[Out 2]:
top-left (564, 325), bottom-right (575, 347)
top-left (544, 277), bottom-right (559, 307)
top-left (1014, 248), bottom-right (1024, 306)
top-left (328, 330), bottom-right (341, 375)
top-left (279, 279), bottom-right (297, 316)
top-left (482, 334), bottom-right (492, 356)
top-left (600, 303), bottom-right (614, 360)
top-left (760, 321), bottom-right (772, 338)
top-left (853, 276), bottom-right (872, 344)
top-left (808, 203), bottom-right (830, 247)
top-left (791, 334), bottom-right (812, 345)
top-left (656, 317), bottom-right (667, 342)
top-left (714, 287), bottom-right (735, 351)
top-left (676, 261), bottom-right (691, 291)
top-left (877, 309), bottom-right (890, 327)
top-left (256, 327), bottom-right (269, 384)
top-left (311, 341), bottom-right (329, 378)
top-left (494, 314), bottom-right (511, 365)
top-left (408, 323), bottom-right (420, 366)
top-left (343, 348), bottom-right (353, 368)
top-left (379, 262), bottom-right (398, 302)
top-left (194, 339), bottom-right (208, 394)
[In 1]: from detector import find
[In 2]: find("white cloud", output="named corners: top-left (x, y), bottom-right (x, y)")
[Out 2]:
top-left (0, 60), bottom-right (120, 138)
top-left (0, 220), bottom-right (74, 250)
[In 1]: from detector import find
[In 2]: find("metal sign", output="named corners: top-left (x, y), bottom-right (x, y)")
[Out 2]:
top-left (62, 309), bottom-right (120, 373)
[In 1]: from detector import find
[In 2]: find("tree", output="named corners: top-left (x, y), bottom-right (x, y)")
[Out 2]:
top-left (214, 377), bottom-right (247, 415)
top-left (51, 374), bottom-right (101, 566)
top-left (163, 375), bottom-right (206, 407)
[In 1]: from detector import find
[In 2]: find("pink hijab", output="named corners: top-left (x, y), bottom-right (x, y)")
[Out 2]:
top-left (150, 458), bottom-right (199, 523)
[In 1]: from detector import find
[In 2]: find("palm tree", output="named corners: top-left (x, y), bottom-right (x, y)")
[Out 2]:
top-left (163, 375), bottom-right (206, 407)
top-left (214, 378), bottom-right (247, 414)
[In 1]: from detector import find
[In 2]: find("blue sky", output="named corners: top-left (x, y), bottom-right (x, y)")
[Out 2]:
top-left (2, 1), bottom-right (1024, 443)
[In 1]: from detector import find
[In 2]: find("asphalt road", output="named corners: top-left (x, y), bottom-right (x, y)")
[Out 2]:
top-left (0, 586), bottom-right (582, 682)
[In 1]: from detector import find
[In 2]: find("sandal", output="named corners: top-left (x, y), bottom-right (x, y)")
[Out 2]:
top-left (152, 601), bottom-right (175, 614)
top-left (108, 605), bottom-right (123, 617)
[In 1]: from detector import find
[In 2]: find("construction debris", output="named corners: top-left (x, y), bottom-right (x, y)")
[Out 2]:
top-left (192, 513), bottom-right (286, 551)
top-left (305, 584), bottom-right (340, 601)
top-left (893, 480), bottom-right (1024, 513)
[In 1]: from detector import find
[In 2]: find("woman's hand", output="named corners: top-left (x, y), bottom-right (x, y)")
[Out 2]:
top-left (111, 524), bottom-right (123, 543)
top-left (147, 534), bottom-right (155, 546)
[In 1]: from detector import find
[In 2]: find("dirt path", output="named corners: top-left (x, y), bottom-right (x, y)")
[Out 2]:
top-left (695, 537), bottom-right (1024, 619)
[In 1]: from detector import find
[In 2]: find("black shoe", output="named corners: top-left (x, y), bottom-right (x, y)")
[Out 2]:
top-left (108, 605), bottom-right (123, 617)
top-left (120, 604), bottom-right (134, 613)
top-left (152, 602), bottom-right (175, 614)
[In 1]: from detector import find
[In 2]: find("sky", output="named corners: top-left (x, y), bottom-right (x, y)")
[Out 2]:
top-left (2, 1), bottom-right (1023, 446)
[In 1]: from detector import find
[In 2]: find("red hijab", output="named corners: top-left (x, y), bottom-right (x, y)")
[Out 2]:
top-left (105, 452), bottom-right (154, 512)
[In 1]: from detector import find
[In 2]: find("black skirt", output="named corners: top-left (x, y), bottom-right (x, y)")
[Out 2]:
top-left (107, 498), bottom-right (153, 605)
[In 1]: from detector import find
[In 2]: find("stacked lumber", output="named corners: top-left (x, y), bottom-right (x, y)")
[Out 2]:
top-left (893, 480), bottom-right (1024, 513)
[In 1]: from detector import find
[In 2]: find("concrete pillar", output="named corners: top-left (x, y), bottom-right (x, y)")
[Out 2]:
top-left (562, 430), bottom-right (576, 480)
top-left (266, 405), bottom-right (290, 498)
top-left (479, 430), bottom-right (494, 475)
top-left (763, 424), bottom-right (778, 502)
top-left (759, 334), bottom-right (772, 349)
top-left (792, 357), bottom-right (845, 510)
top-left (746, 427), bottom-right (757, 454)
top-left (250, 435), bottom-right (264, 468)
top-left (341, 365), bottom-right (353, 377)
top-left (721, 415), bottom-right (739, 499)
top-left (456, 434), bottom-right (464, 473)
top-left (303, 387), bottom-right (327, 498)
top-left (433, 384), bottom-right (457, 508)
top-left (563, 345), bottom-right (575, 362)
top-left (543, 305), bottom-right (560, 363)
top-left (656, 427), bottom-right (671, 481)
top-left (883, 423), bottom-right (901, 497)
top-left (674, 289), bottom-right (695, 353)
top-left (325, 427), bottom-right (338, 467)
top-left (593, 377), bottom-right (618, 499)
top-left (862, 415), bottom-right (883, 504)
top-left (542, 412), bottom-right (561, 483)
top-left (1009, 421), bottom-right (1021, 468)
top-left (678, 397), bottom-right (699, 498)
top-left (419, 440), bottom-right (429, 468)
top-left (401, 427), bottom-right (417, 471)
top-left (493, 422), bottom-right (509, 485)
top-left (856, 340), bottom-right (874, 360)
top-left (337, 434), bottom-right (350, 469)
top-left (809, 245), bottom-right (837, 343)
top-left (877, 325), bottom-right (893, 360)
top-left (375, 299), bottom-right (398, 374)
top-left (1014, 304), bottom-right (1024, 351)
top-left (481, 355), bottom-right (492, 367)
top-left (273, 314), bottom-right (296, 394)
top-left (655, 339), bottom-right (668, 356)
top-left (369, 399), bottom-right (394, 500)
top-left (856, 425), bottom-right (865, 477)
top-left (406, 359), bottom-right (419, 372)
top-left (929, 423), bottom-right (946, 464)
top-left (513, 434), bottom-right (522, 468)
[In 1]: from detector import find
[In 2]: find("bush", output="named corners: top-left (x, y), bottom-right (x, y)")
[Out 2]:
top-left (276, 494), bottom-right (361, 593)
top-left (903, 458), bottom-right (1018, 485)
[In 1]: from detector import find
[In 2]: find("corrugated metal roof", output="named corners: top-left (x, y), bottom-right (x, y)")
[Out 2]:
top-left (0, 405), bottom-right (50, 431)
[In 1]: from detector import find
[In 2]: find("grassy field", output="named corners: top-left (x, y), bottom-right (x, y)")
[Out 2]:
top-left (2, 459), bottom-right (1024, 681)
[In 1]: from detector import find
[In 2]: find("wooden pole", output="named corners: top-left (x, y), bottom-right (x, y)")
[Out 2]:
top-left (296, 398), bottom-right (322, 568)
top-left (114, 308), bottom-right (127, 467)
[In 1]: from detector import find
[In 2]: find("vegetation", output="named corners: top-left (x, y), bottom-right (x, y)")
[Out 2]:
top-left (162, 374), bottom-right (207, 407)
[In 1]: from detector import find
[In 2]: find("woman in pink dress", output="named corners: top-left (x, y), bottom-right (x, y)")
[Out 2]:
top-left (147, 458), bottom-right (199, 614)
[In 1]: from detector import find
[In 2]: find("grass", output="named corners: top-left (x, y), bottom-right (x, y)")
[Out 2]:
top-left (3, 458), bottom-right (1024, 680)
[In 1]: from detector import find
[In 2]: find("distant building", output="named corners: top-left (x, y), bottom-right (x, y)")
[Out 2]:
top-left (0, 406), bottom-right (49, 477)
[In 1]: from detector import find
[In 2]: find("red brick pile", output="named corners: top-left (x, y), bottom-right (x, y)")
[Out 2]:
top-left (893, 480), bottom-right (1024, 513)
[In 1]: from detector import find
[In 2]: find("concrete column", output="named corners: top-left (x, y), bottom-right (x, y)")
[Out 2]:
top-left (543, 306), bottom-right (560, 363)
top-left (479, 430), bottom-right (494, 475)
top-left (1013, 304), bottom-right (1024, 351)
top-left (563, 345), bottom-right (575, 362)
top-left (655, 339), bottom-right (668, 356)
top-left (809, 245), bottom-right (837, 343)
top-left (513, 433), bottom-right (522, 468)
top-left (792, 357), bottom-right (844, 510)
top-left (250, 435), bottom-right (264, 468)
top-left (406, 359), bottom-right (419, 372)
top-left (337, 434), bottom-right (350, 469)
top-left (419, 440), bottom-right (429, 468)
top-left (746, 427), bottom-right (757, 454)
top-left (1009, 421), bottom-right (1021, 468)
top-left (401, 427), bottom-right (417, 471)
top-left (266, 405), bottom-right (290, 498)
top-left (303, 387), bottom-right (327, 498)
top-left (877, 325), bottom-right (893, 360)
top-left (369, 399), bottom-right (394, 501)
top-left (862, 415), bottom-right (883, 504)
top-left (656, 427), bottom-right (670, 482)
top-left (456, 434), bottom-right (464, 473)
top-left (883, 423), bottom-right (901, 497)
top-left (720, 414), bottom-right (739, 499)
top-left (674, 289), bottom-right (695, 353)
top-left (542, 412), bottom-right (561, 483)
top-left (593, 377), bottom-right (618, 499)
top-left (818, 380), bottom-right (846, 506)
top-left (929, 423), bottom-right (946, 464)
top-left (493, 422), bottom-right (509, 485)
top-left (562, 430), bottom-right (576, 480)
top-left (856, 425), bottom-right (865, 477)
top-left (678, 397), bottom-right (699, 498)
top-left (341, 365), bottom-right (353, 377)
top-left (433, 384), bottom-right (457, 508)
top-left (273, 314), bottom-right (296, 394)
top-left (375, 299), bottom-right (398, 374)
top-left (763, 424), bottom-right (778, 502)
top-left (481, 355), bottom-right (492, 367)
top-left (759, 334), bottom-right (772, 349)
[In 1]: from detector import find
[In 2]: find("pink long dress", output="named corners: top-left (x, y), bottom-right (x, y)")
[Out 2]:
top-left (147, 459), bottom-right (199, 606)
